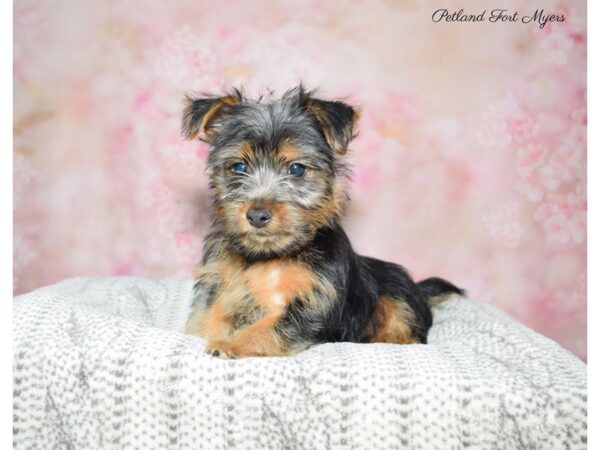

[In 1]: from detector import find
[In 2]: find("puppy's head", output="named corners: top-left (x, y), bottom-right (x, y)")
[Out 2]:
top-left (182, 86), bottom-right (359, 258)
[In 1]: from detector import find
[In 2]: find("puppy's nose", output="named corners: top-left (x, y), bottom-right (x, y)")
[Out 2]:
top-left (246, 208), bottom-right (272, 228)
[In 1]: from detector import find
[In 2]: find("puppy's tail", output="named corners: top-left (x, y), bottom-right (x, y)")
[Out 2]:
top-left (418, 277), bottom-right (465, 307)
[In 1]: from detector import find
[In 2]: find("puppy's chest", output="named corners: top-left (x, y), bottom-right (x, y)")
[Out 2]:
top-left (210, 258), bottom-right (320, 322)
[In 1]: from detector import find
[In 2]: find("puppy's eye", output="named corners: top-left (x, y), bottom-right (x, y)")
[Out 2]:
top-left (288, 163), bottom-right (306, 177)
top-left (231, 162), bottom-right (248, 175)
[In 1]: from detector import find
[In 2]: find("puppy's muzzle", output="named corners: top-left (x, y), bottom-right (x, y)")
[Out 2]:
top-left (246, 208), bottom-right (272, 228)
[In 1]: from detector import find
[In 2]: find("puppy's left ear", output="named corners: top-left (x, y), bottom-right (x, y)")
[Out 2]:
top-left (181, 93), bottom-right (241, 142)
top-left (305, 98), bottom-right (360, 154)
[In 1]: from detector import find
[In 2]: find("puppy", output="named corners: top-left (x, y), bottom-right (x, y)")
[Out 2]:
top-left (182, 86), bottom-right (463, 358)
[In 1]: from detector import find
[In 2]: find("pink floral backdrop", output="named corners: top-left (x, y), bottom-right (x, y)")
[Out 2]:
top-left (14, 0), bottom-right (586, 359)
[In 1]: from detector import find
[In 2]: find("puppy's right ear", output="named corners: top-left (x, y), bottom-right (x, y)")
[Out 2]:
top-left (181, 93), bottom-right (241, 142)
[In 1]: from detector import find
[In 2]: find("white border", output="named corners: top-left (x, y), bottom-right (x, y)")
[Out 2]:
top-left (587, 0), bottom-right (596, 443)
top-left (1, 0), bottom-right (13, 445)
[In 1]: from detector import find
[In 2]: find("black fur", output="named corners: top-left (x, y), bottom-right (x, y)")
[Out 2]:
top-left (275, 224), bottom-right (439, 347)
top-left (417, 277), bottom-right (465, 299)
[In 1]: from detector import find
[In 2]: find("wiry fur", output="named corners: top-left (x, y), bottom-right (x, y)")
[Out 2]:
top-left (183, 86), bottom-right (464, 358)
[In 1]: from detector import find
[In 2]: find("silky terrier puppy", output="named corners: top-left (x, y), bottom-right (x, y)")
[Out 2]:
top-left (183, 86), bottom-right (463, 358)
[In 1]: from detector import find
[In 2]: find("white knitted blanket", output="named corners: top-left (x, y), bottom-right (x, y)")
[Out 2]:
top-left (13, 277), bottom-right (586, 449)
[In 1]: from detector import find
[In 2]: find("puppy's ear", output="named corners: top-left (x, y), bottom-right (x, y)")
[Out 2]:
top-left (305, 97), bottom-right (360, 154)
top-left (181, 93), bottom-right (241, 142)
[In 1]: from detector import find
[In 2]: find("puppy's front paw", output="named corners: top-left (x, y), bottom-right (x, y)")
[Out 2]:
top-left (205, 340), bottom-right (237, 359)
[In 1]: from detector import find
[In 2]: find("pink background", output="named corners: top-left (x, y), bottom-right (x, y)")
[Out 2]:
top-left (14, 0), bottom-right (586, 359)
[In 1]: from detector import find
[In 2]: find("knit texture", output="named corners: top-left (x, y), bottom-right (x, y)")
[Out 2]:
top-left (13, 276), bottom-right (587, 449)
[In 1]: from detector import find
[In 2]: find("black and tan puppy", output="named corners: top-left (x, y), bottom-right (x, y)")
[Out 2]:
top-left (182, 86), bottom-right (463, 358)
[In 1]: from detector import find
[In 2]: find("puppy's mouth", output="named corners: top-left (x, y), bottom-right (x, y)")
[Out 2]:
top-left (247, 228), bottom-right (274, 238)
top-left (231, 228), bottom-right (311, 258)
top-left (240, 229), bottom-right (295, 246)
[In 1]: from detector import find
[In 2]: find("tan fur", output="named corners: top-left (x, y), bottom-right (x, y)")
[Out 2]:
top-left (243, 259), bottom-right (318, 311)
top-left (300, 177), bottom-right (348, 229)
top-left (188, 253), bottom-right (335, 357)
top-left (305, 100), bottom-right (338, 152)
top-left (206, 315), bottom-right (285, 357)
top-left (277, 141), bottom-right (301, 163)
top-left (237, 140), bottom-right (255, 163)
top-left (370, 296), bottom-right (418, 344)
top-left (304, 100), bottom-right (360, 154)
top-left (186, 94), bottom-right (240, 140)
top-left (194, 300), bottom-right (233, 341)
